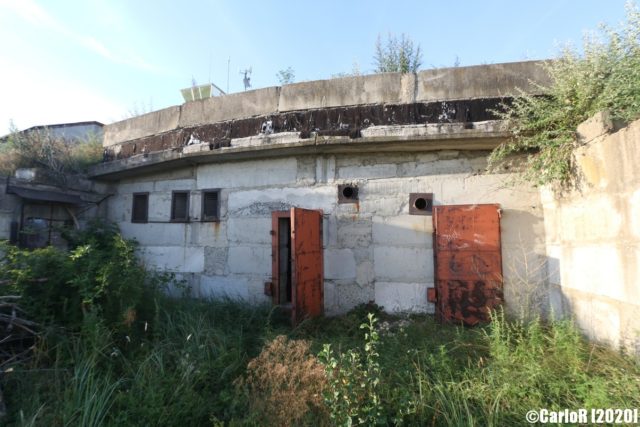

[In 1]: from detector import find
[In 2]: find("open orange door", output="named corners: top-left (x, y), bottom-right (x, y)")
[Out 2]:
top-left (432, 204), bottom-right (503, 325)
top-left (291, 207), bottom-right (324, 324)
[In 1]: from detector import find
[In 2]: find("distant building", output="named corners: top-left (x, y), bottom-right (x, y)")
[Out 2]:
top-left (1, 121), bottom-right (104, 143)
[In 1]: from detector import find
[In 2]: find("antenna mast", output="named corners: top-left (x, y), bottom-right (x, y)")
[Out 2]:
top-left (239, 67), bottom-right (252, 91)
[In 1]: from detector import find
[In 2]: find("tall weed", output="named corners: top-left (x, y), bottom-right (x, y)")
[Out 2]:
top-left (490, 2), bottom-right (640, 185)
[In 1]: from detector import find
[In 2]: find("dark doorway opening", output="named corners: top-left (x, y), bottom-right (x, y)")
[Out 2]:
top-left (277, 217), bottom-right (292, 305)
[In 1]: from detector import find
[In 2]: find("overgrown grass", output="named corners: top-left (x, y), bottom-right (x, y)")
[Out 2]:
top-left (0, 125), bottom-right (102, 179)
top-left (1, 233), bottom-right (639, 426)
top-left (3, 298), bottom-right (640, 426)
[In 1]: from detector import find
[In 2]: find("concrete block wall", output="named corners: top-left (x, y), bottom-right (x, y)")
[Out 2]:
top-left (103, 60), bottom-right (549, 147)
top-left (108, 150), bottom-right (545, 315)
top-left (542, 112), bottom-right (640, 353)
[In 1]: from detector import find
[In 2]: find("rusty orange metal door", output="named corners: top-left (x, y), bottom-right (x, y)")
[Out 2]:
top-left (291, 207), bottom-right (324, 324)
top-left (432, 204), bottom-right (503, 325)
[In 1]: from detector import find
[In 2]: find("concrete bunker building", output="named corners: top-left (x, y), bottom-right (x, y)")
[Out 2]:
top-left (89, 60), bottom-right (551, 325)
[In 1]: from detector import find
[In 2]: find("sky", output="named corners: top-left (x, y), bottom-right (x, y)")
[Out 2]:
top-left (0, 0), bottom-right (632, 135)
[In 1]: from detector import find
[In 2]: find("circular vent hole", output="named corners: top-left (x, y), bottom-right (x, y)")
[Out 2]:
top-left (342, 186), bottom-right (355, 199)
top-left (414, 197), bottom-right (427, 210)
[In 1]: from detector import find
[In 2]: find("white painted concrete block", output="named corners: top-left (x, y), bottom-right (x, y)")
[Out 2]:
top-left (228, 186), bottom-right (336, 216)
top-left (364, 177), bottom-right (437, 197)
top-left (545, 244), bottom-right (562, 286)
top-left (188, 221), bottom-right (228, 246)
top-left (227, 217), bottom-right (272, 244)
top-left (139, 246), bottom-right (204, 273)
top-left (399, 159), bottom-right (473, 177)
top-left (154, 179), bottom-right (196, 192)
top-left (375, 282), bottom-right (433, 313)
top-left (117, 180), bottom-right (154, 194)
top-left (374, 246), bottom-right (433, 282)
top-left (359, 196), bottom-right (406, 217)
top-left (315, 156), bottom-right (336, 184)
top-left (499, 209), bottom-right (546, 246)
top-left (247, 278), bottom-right (272, 304)
top-left (197, 158), bottom-right (297, 189)
top-left (324, 249), bottom-right (357, 280)
top-left (565, 245), bottom-right (625, 301)
top-left (119, 222), bottom-right (187, 246)
top-left (590, 299), bottom-right (621, 348)
top-left (338, 164), bottom-right (397, 180)
top-left (372, 215), bottom-right (432, 246)
top-left (109, 195), bottom-right (130, 222)
top-left (228, 246), bottom-right (271, 275)
top-left (199, 275), bottom-right (249, 301)
top-left (630, 189), bottom-right (640, 239)
top-left (337, 218), bottom-right (372, 249)
top-left (457, 174), bottom-right (540, 209)
top-left (147, 192), bottom-right (172, 222)
top-left (559, 195), bottom-right (621, 242)
top-left (324, 215), bottom-right (338, 248)
top-left (323, 280), bottom-right (373, 315)
top-left (356, 260), bottom-right (374, 286)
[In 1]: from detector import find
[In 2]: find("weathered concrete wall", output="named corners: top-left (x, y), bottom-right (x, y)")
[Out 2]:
top-left (415, 60), bottom-right (549, 102)
top-left (104, 106), bottom-right (181, 147)
top-left (542, 112), bottom-right (640, 353)
top-left (179, 87), bottom-right (280, 127)
top-left (108, 150), bottom-right (544, 315)
top-left (103, 60), bottom-right (549, 148)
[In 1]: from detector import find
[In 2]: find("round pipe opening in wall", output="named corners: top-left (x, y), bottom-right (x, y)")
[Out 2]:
top-left (338, 184), bottom-right (359, 203)
top-left (342, 186), bottom-right (355, 199)
top-left (409, 192), bottom-right (433, 215)
top-left (414, 197), bottom-right (427, 210)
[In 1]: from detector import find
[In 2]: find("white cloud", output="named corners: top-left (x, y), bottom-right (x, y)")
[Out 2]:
top-left (0, 0), bottom-right (160, 72)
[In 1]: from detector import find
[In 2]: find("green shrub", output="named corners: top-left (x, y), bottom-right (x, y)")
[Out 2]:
top-left (0, 125), bottom-right (102, 178)
top-left (0, 220), bottom-right (165, 332)
top-left (319, 313), bottom-right (384, 426)
top-left (490, 3), bottom-right (640, 185)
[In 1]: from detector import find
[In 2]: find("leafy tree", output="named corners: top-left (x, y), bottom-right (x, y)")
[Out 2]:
top-left (373, 33), bottom-right (422, 73)
top-left (490, 2), bottom-right (640, 185)
top-left (276, 66), bottom-right (295, 85)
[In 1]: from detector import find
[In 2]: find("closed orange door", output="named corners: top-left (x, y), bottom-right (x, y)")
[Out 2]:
top-left (433, 204), bottom-right (503, 325)
top-left (291, 208), bottom-right (324, 324)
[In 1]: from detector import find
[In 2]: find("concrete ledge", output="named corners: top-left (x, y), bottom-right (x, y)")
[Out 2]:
top-left (178, 86), bottom-right (279, 128)
top-left (278, 73), bottom-right (416, 111)
top-left (104, 106), bottom-right (181, 147)
top-left (416, 60), bottom-right (550, 102)
top-left (90, 122), bottom-right (510, 180)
